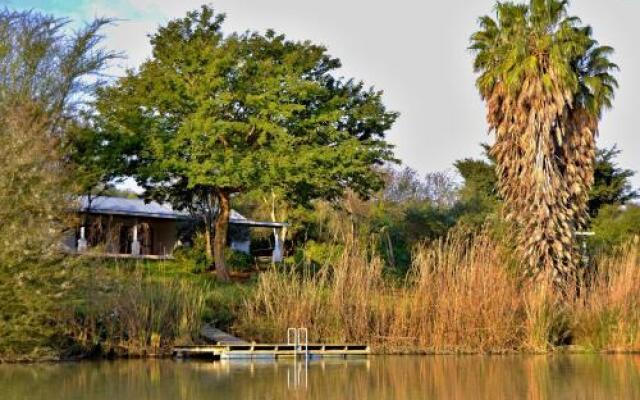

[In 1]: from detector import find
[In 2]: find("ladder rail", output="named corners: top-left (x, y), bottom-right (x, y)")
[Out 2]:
top-left (298, 327), bottom-right (308, 359)
top-left (287, 328), bottom-right (297, 345)
top-left (287, 327), bottom-right (298, 357)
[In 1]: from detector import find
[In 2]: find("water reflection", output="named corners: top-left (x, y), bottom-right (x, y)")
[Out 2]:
top-left (1, 355), bottom-right (639, 399)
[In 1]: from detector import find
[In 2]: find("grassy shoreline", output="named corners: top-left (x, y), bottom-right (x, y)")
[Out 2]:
top-left (6, 346), bottom-right (640, 364)
top-left (2, 231), bottom-right (640, 363)
top-left (234, 232), bottom-right (640, 356)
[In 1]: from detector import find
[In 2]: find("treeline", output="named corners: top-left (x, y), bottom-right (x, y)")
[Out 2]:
top-left (235, 144), bottom-right (637, 275)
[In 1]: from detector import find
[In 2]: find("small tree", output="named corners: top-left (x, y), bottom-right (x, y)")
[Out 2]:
top-left (588, 146), bottom-right (638, 216)
top-left (96, 6), bottom-right (397, 280)
top-left (0, 9), bottom-right (113, 358)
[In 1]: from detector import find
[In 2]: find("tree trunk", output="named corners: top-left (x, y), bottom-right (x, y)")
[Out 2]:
top-left (212, 190), bottom-right (231, 282)
top-left (204, 220), bottom-right (213, 261)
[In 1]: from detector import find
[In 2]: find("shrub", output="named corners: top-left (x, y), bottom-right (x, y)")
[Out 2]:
top-left (589, 204), bottom-right (640, 255)
top-left (225, 249), bottom-right (254, 272)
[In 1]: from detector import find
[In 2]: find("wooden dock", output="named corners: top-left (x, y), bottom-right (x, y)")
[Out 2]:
top-left (200, 324), bottom-right (248, 345)
top-left (176, 325), bottom-right (369, 360)
top-left (172, 343), bottom-right (369, 360)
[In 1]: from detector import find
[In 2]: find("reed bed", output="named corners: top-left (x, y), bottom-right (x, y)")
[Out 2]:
top-left (572, 241), bottom-right (640, 351)
top-left (64, 269), bottom-right (208, 357)
top-left (237, 231), bottom-right (640, 353)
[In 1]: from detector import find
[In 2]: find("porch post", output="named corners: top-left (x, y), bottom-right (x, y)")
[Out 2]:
top-left (272, 227), bottom-right (283, 263)
top-left (77, 226), bottom-right (87, 252)
top-left (131, 223), bottom-right (141, 256)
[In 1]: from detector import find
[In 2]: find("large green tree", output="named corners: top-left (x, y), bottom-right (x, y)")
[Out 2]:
top-left (471, 0), bottom-right (618, 280)
top-left (96, 6), bottom-right (397, 280)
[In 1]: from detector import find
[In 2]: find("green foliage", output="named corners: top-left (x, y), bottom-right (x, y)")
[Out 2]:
top-left (453, 144), bottom-right (637, 228)
top-left (62, 262), bottom-right (209, 358)
top-left (471, 0), bottom-right (617, 117)
top-left (0, 9), bottom-right (114, 360)
top-left (96, 5), bottom-right (398, 201)
top-left (455, 156), bottom-right (497, 201)
top-left (589, 204), bottom-right (640, 254)
top-left (64, 122), bottom-right (133, 196)
top-left (588, 146), bottom-right (638, 216)
top-left (94, 5), bottom-right (397, 277)
top-left (292, 240), bottom-right (344, 267)
top-left (225, 250), bottom-right (254, 272)
top-left (454, 155), bottom-right (500, 228)
top-left (0, 259), bottom-right (77, 361)
top-left (202, 282), bottom-right (249, 330)
top-left (171, 232), bottom-right (210, 273)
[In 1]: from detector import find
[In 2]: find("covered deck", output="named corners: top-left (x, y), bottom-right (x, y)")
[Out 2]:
top-left (65, 196), bottom-right (288, 261)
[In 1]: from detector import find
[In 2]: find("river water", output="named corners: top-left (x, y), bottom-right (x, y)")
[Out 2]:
top-left (1, 355), bottom-right (639, 399)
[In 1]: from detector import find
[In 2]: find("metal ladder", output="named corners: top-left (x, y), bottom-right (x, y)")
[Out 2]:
top-left (287, 327), bottom-right (309, 389)
top-left (287, 327), bottom-right (308, 359)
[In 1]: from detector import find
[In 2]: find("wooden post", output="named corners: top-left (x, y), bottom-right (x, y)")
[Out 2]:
top-left (131, 222), bottom-right (141, 256)
top-left (77, 226), bottom-right (87, 252)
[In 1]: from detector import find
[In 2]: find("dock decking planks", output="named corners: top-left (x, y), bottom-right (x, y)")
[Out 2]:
top-left (172, 343), bottom-right (369, 359)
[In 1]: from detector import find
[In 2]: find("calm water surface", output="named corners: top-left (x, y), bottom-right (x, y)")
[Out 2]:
top-left (2, 355), bottom-right (640, 399)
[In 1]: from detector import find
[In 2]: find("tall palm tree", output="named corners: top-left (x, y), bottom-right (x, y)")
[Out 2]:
top-left (470, 0), bottom-right (617, 280)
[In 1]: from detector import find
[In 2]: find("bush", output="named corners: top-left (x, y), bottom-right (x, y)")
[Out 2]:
top-left (589, 204), bottom-right (640, 255)
top-left (225, 249), bottom-right (254, 272)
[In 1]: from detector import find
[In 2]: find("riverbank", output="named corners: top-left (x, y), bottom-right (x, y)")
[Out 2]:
top-left (234, 232), bottom-right (640, 356)
top-left (2, 231), bottom-right (640, 363)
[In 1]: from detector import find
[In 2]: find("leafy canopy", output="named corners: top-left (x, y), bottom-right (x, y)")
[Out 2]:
top-left (471, 0), bottom-right (617, 118)
top-left (96, 6), bottom-right (398, 207)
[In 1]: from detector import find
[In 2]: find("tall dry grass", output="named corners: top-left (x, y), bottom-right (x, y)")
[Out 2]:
top-left (237, 230), bottom-right (572, 353)
top-left (64, 268), bottom-right (208, 357)
top-left (572, 239), bottom-right (640, 351)
top-left (238, 230), bottom-right (640, 353)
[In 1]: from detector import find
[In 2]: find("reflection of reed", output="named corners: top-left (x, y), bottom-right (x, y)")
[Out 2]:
top-left (1, 356), bottom-right (640, 399)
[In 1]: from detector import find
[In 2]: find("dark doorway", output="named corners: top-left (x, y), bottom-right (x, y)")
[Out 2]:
top-left (119, 225), bottom-right (133, 254)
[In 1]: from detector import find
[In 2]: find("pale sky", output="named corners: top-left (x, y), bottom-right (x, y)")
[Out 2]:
top-left (8, 0), bottom-right (640, 187)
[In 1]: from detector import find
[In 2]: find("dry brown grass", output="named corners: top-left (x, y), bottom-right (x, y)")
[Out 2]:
top-left (572, 239), bottom-right (640, 351)
top-left (237, 230), bottom-right (571, 353)
top-left (238, 230), bottom-right (640, 353)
